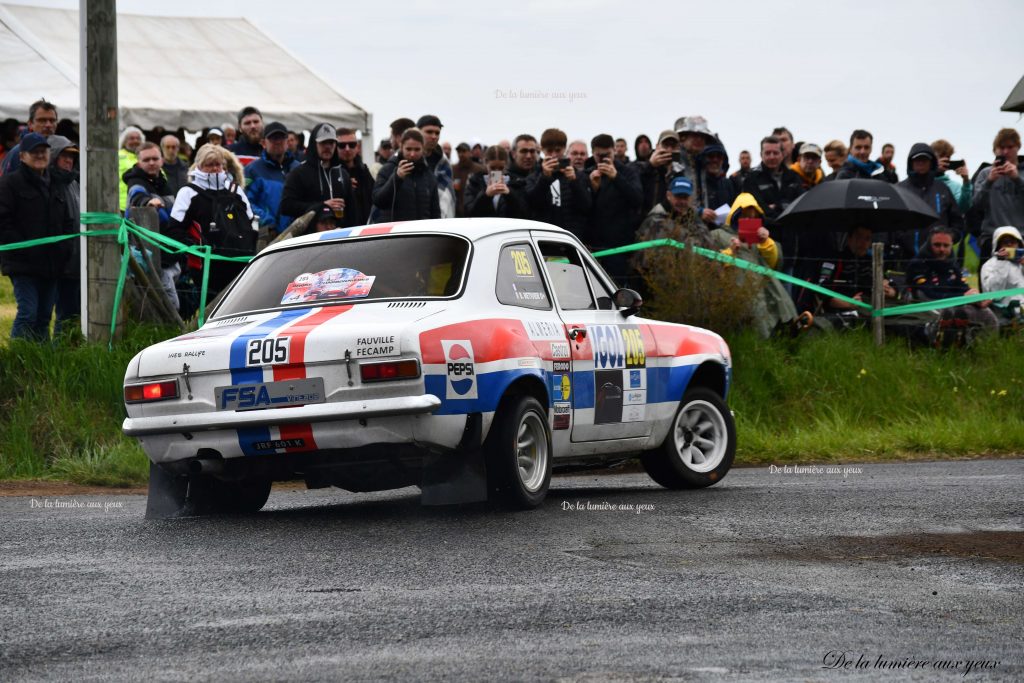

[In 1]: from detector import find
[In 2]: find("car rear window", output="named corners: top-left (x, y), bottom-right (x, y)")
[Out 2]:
top-left (214, 234), bottom-right (470, 316)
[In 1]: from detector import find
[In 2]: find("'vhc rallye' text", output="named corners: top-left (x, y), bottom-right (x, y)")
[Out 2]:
top-left (123, 218), bottom-right (735, 517)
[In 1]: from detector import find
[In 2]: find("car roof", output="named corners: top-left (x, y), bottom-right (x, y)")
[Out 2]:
top-left (263, 218), bottom-right (574, 254)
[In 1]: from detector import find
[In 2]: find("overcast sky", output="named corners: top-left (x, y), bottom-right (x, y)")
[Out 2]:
top-left (18, 0), bottom-right (1024, 171)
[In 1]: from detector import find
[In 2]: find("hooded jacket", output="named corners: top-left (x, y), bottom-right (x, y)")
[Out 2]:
top-left (245, 149), bottom-right (300, 233)
top-left (979, 226), bottom-right (1024, 307)
top-left (371, 154), bottom-right (441, 223)
top-left (696, 144), bottom-right (737, 218)
top-left (47, 136), bottom-right (80, 279)
top-left (897, 143), bottom-right (964, 236)
top-left (788, 161), bottom-right (824, 190)
top-left (279, 125), bottom-right (356, 227)
top-left (164, 169), bottom-right (256, 291)
top-left (0, 162), bottom-right (73, 278)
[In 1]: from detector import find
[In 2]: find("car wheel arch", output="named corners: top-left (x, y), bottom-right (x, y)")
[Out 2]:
top-left (685, 361), bottom-right (727, 400)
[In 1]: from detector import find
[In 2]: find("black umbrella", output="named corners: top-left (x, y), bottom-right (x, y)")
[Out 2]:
top-left (776, 178), bottom-right (939, 232)
top-left (1001, 74), bottom-right (1024, 113)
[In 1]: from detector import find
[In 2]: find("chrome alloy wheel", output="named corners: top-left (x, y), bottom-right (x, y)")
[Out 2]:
top-left (672, 399), bottom-right (728, 473)
top-left (516, 411), bottom-right (549, 492)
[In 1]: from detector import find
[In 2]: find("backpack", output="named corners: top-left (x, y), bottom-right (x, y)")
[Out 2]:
top-left (187, 182), bottom-right (257, 257)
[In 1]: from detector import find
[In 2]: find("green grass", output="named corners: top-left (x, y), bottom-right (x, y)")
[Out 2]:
top-left (0, 320), bottom-right (1021, 488)
top-left (0, 277), bottom-right (13, 341)
top-left (0, 324), bottom-right (171, 486)
top-left (727, 330), bottom-right (1024, 463)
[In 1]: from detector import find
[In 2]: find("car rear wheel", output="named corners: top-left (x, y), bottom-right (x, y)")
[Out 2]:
top-left (642, 387), bottom-right (735, 489)
top-left (485, 395), bottom-right (552, 509)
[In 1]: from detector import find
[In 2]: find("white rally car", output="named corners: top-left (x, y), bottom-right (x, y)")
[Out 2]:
top-left (123, 218), bottom-right (735, 517)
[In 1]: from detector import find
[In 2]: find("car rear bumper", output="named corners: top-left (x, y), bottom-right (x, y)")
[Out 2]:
top-left (123, 395), bottom-right (441, 437)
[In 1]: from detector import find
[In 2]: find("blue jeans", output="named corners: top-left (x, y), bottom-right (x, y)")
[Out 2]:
top-left (9, 275), bottom-right (58, 341)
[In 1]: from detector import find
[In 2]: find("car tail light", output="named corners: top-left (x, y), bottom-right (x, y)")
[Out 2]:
top-left (125, 380), bottom-right (179, 403)
top-left (360, 359), bottom-right (420, 383)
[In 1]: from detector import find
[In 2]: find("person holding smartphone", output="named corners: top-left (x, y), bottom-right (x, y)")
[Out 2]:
top-left (973, 128), bottom-right (1024, 262)
top-left (370, 127), bottom-right (440, 223)
top-left (463, 145), bottom-right (528, 219)
top-left (930, 139), bottom-right (973, 214)
top-left (585, 133), bottom-right (643, 281)
top-left (524, 128), bottom-right (591, 239)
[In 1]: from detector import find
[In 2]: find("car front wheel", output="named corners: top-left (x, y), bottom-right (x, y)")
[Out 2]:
top-left (485, 395), bottom-right (552, 508)
top-left (642, 387), bottom-right (735, 489)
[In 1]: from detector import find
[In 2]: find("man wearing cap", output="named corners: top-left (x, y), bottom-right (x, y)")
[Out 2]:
top-left (0, 133), bottom-right (75, 340)
top-left (206, 128), bottom-right (225, 147)
top-left (245, 121), bottom-right (301, 236)
top-left (280, 123), bottom-right (355, 228)
top-left (631, 129), bottom-right (686, 219)
top-left (452, 142), bottom-right (484, 217)
top-left (635, 176), bottom-right (712, 269)
top-left (789, 143), bottom-right (825, 190)
top-left (416, 115), bottom-right (456, 218)
top-left (48, 135), bottom-right (82, 332)
top-left (229, 106), bottom-right (265, 165)
top-left (586, 133), bottom-right (643, 281)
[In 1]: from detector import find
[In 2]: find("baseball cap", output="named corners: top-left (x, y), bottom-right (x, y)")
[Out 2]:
top-left (416, 114), bottom-right (443, 129)
top-left (657, 129), bottom-right (680, 145)
top-left (20, 133), bottom-right (50, 153)
top-left (799, 143), bottom-right (822, 157)
top-left (264, 121), bottom-right (287, 138)
top-left (669, 176), bottom-right (694, 196)
top-left (315, 124), bottom-right (338, 143)
top-left (207, 127), bottom-right (224, 139)
top-left (456, 142), bottom-right (470, 152)
top-left (911, 150), bottom-right (931, 159)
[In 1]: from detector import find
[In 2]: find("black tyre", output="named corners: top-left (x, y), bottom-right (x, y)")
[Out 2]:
top-left (485, 395), bottom-right (552, 509)
top-left (642, 387), bottom-right (735, 489)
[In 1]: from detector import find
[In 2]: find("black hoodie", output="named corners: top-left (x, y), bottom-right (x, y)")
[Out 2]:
top-left (279, 123), bottom-right (356, 227)
top-left (897, 142), bottom-right (963, 237)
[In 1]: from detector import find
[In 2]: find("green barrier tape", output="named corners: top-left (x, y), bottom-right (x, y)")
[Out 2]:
top-left (108, 219), bottom-right (132, 350)
top-left (875, 288), bottom-right (1024, 317)
top-left (0, 229), bottom-right (120, 251)
top-left (199, 246), bottom-right (212, 327)
top-left (591, 239), bottom-right (873, 311)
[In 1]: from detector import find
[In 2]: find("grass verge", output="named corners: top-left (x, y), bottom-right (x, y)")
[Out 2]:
top-left (0, 319), bottom-right (1020, 488)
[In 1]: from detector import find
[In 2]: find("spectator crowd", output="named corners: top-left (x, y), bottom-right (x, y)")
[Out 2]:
top-left (1, 97), bottom-right (1022, 344)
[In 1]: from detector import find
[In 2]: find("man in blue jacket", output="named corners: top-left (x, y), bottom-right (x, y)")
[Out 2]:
top-left (245, 121), bottom-right (299, 237)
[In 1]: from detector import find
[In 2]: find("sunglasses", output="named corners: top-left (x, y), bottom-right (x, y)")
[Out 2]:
top-left (337, 141), bottom-right (358, 149)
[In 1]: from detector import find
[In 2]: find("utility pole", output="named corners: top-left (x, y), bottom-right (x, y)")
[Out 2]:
top-left (80, 0), bottom-right (123, 342)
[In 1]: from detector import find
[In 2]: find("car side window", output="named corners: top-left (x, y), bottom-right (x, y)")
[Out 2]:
top-left (584, 260), bottom-right (616, 310)
top-left (495, 243), bottom-right (551, 310)
top-left (538, 241), bottom-right (597, 310)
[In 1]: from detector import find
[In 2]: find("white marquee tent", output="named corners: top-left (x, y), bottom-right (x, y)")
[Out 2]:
top-left (0, 2), bottom-right (371, 134)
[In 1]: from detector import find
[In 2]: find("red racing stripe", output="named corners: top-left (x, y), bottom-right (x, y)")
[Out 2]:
top-left (272, 305), bottom-right (353, 452)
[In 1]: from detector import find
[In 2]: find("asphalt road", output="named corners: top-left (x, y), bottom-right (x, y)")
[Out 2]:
top-left (1, 459), bottom-right (1021, 682)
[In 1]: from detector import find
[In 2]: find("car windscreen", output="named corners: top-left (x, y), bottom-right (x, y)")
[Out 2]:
top-left (213, 234), bottom-right (470, 317)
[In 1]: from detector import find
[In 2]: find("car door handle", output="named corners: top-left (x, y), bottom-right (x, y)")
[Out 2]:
top-left (568, 328), bottom-right (587, 341)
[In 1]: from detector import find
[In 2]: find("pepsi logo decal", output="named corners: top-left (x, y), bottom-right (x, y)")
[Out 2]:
top-left (441, 340), bottom-right (477, 399)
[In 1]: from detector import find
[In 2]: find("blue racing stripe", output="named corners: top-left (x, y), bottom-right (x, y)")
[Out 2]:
top-left (229, 308), bottom-right (312, 455)
top-left (318, 228), bottom-right (354, 241)
top-left (425, 368), bottom-right (547, 415)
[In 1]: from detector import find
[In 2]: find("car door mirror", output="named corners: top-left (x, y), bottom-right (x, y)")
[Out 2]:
top-left (614, 288), bottom-right (643, 318)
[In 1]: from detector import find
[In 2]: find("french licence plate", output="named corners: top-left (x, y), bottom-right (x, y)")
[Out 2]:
top-left (215, 378), bottom-right (326, 411)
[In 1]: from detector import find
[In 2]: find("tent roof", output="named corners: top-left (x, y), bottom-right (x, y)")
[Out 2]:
top-left (1001, 74), bottom-right (1024, 113)
top-left (0, 3), bottom-right (370, 132)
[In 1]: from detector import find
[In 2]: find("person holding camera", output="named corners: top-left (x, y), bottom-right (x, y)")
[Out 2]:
top-left (463, 145), bottom-right (529, 219)
top-left (980, 226), bottom-right (1024, 313)
top-left (371, 127), bottom-right (440, 223)
top-left (631, 130), bottom-right (686, 219)
top-left (585, 133), bottom-right (643, 280)
top-left (524, 128), bottom-right (592, 239)
top-left (973, 128), bottom-right (1024, 262)
top-left (931, 139), bottom-right (972, 214)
